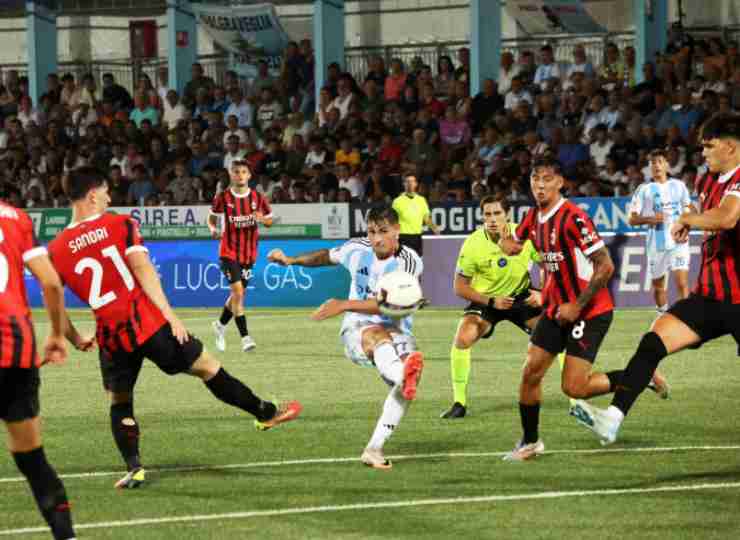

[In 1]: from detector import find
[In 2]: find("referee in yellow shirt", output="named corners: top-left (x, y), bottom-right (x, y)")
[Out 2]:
top-left (392, 175), bottom-right (440, 256)
top-left (441, 194), bottom-right (543, 419)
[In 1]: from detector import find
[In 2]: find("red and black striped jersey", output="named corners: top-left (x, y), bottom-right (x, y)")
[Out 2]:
top-left (693, 167), bottom-right (740, 303)
top-left (211, 188), bottom-right (272, 266)
top-left (48, 213), bottom-right (167, 354)
top-left (0, 204), bottom-right (46, 369)
top-left (515, 198), bottom-right (614, 320)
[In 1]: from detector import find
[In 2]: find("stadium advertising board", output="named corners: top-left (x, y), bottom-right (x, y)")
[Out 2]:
top-left (423, 235), bottom-right (703, 308)
top-left (25, 239), bottom-right (348, 308)
top-left (26, 205), bottom-right (330, 241)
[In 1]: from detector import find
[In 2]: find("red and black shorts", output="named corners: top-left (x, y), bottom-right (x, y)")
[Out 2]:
top-left (668, 294), bottom-right (740, 355)
top-left (530, 311), bottom-right (613, 364)
top-left (0, 367), bottom-right (40, 423)
top-left (463, 293), bottom-right (542, 338)
top-left (220, 257), bottom-right (254, 288)
top-left (99, 323), bottom-right (204, 394)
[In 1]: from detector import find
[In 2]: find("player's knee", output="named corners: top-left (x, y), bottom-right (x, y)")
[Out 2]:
top-left (521, 361), bottom-right (546, 386)
top-left (190, 352), bottom-right (221, 380)
top-left (561, 378), bottom-right (588, 399)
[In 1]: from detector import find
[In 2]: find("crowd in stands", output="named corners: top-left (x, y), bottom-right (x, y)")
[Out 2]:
top-left (1, 24), bottom-right (740, 209)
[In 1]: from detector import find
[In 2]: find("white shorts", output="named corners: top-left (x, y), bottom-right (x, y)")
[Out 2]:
top-left (341, 324), bottom-right (417, 369)
top-left (648, 245), bottom-right (690, 280)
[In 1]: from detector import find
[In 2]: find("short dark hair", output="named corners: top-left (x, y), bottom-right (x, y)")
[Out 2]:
top-left (649, 149), bottom-right (668, 160)
top-left (367, 206), bottom-right (399, 226)
top-left (65, 167), bottom-right (107, 201)
top-left (532, 157), bottom-right (563, 175)
top-left (231, 160), bottom-right (249, 170)
top-left (480, 193), bottom-right (510, 213)
top-left (699, 113), bottom-right (740, 142)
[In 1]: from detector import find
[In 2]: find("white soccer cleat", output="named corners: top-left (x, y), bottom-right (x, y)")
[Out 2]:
top-left (573, 402), bottom-right (622, 446)
top-left (569, 399), bottom-right (596, 428)
top-left (361, 447), bottom-right (392, 470)
top-left (502, 440), bottom-right (545, 461)
top-left (241, 335), bottom-right (256, 352)
top-left (212, 321), bottom-right (226, 352)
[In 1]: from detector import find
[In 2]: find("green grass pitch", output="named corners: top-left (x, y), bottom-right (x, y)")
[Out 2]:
top-left (2, 308), bottom-right (739, 539)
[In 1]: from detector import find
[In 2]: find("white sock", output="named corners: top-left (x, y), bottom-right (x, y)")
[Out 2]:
top-left (606, 405), bottom-right (625, 423)
top-left (656, 304), bottom-right (668, 314)
top-left (367, 386), bottom-right (409, 449)
top-left (373, 342), bottom-right (404, 386)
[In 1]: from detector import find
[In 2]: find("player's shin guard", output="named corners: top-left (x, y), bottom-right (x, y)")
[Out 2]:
top-left (368, 385), bottom-right (409, 450)
top-left (219, 305), bottom-right (233, 326)
top-left (450, 346), bottom-right (471, 406)
top-left (13, 447), bottom-right (76, 540)
top-left (234, 315), bottom-right (249, 337)
top-left (611, 332), bottom-right (668, 415)
top-left (205, 367), bottom-right (277, 421)
top-left (110, 403), bottom-right (142, 472)
top-left (373, 342), bottom-right (404, 386)
top-left (519, 402), bottom-right (540, 444)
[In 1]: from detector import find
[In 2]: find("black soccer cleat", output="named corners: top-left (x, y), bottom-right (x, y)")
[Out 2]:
top-left (440, 402), bottom-right (467, 419)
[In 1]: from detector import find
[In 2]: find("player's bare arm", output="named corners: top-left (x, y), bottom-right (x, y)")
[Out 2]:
top-left (628, 212), bottom-right (664, 226)
top-left (255, 212), bottom-right (274, 227)
top-left (25, 254), bottom-right (68, 365)
top-left (127, 250), bottom-right (189, 344)
top-left (207, 214), bottom-right (220, 239)
top-left (268, 248), bottom-right (335, 267)
top-left (424, 214), bottom-right (440, 235)
top-left (453, 273), bottom-right (513, 310)
top-left (311, 298), bottom-right (382, 321)
top-left (559, 246), bottom-right (614, 324)
top-left (677, 193), bottom-right (740, 232)
top-left (62, 312), bottom-right (95, 352)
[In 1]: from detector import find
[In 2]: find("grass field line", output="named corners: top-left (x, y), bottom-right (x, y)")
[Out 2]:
top-left (1, 444), bottom-right (739, 485)
top-left (2, 480), bottom-right (740, 536)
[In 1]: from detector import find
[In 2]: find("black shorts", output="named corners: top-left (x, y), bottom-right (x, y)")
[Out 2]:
top-left (464, 294), bottom-right (542, 338)
top-left (0, 368), bottom-right (40, 423)
top-left (220, 257), bottom-right (253, 287)
top-left (531, 311), bottom-right (613, 364)
top-left (99, 323), bottom-right (204, 394)
top-left (399, 234), bottom-right (423, 256)
top-left (668, 294), bottom-right (740, 354)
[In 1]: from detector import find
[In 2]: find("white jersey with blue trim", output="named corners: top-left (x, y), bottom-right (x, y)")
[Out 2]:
top-left (329, 238), bottom-right (424, 335)
top-left (629, 178), bottom-right (692, 252)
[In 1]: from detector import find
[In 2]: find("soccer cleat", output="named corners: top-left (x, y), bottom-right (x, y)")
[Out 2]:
top-left (254, 400), bottom-right (303, 431)
top-left (569, 399), bottom-right (596, 428)
top-left (440, 402), bottom-right (467, 419)
top-left (361, 447), bottom-right (392, 470)
top-left (212, 321), bottom-right (226, 352)
top-left (647, 372), bottom-right (671, 400)
top-left (401, 352), bottom-right (424, 401)
top-left (242, 335), bottom-right (256, 352)
top-left (575, 404), bottom-right (622, 446)
top-left (114, 467), bottom-right (146, 489)
top-left (502, 440), bottom-right (545, 462)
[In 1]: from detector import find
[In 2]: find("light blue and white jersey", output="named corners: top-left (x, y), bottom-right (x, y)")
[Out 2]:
top-left (629, 178), bottom-right (692, 252)
top-left (329, 238), bottom-right (424, 335)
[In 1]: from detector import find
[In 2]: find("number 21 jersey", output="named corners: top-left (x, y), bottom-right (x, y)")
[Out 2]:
top-left (48, 213), bottom-right (167, 353)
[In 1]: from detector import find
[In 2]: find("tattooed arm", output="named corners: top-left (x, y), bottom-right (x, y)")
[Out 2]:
top-left (576, 246), bottom-right (615, 309)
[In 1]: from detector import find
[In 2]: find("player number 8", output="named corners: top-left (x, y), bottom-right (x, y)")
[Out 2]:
top-left (571, 320), bottom-right (585, 340)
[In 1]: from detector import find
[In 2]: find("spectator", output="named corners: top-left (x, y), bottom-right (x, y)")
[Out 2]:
top-left (331, 74), bottom-right (356, 120)
top-left (256, 87), bottom-right (284, 132)
top-left (557, 125), bottom-right (590, 176)
top-left (534, 45), bottom-right (562, 91)
top-left (471, 78), bottom-right (503, 132)
top-left (335, 162), bottom-right (364, 200)
top-left (435, 55), bottom-right (456, 97)
top-left (335, 137), bottom-right (361, 169)
top-left (564, 44), bottom-right (595, 83)
top-left (403, 127), bottom-right (439, 180)
top-left (589, 124), bottom-right (613, 168)
top-left (225, 87), bottom-right (253, 129)
top-left (102, 73), bottom-right (133, 111)
top-left (167, 160), bottom-right (201, 204)
top-left (248, 60), bottom-right (277, 100)
top-left (223, 134), bottom-right (246, 172)
top-left (183, 62), bottom-right (215, 105)
top-left (385, 59), bottom-right (408, 102)
top-left (364, 55), bottom-right (387, 89)
top-left (129, 92), bottom-right (159, 128)
top-left (126, 163), bottom-right (156, 205)
top-left (504, 76), bottom-right (533, 110)
top-left (498, 51), bottom-right (520, 96)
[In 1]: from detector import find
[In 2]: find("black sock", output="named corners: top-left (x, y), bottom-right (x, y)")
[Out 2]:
top-left (612, 332), bottom-right (668, 415)
top-left (606, 370), bottom-right (624, 393)
top-left (13, 447), bottom-right (75, 540)
top-left (110, 402), bottom-right (142, 472)
top-left (234, 315), bottom-right (248, 337)
top-left (219, 306), bottom-right (233, 326)
top-left (519, 402), bottom-right (540, 444)
top-left (205, 367), bottom-right (276, 420)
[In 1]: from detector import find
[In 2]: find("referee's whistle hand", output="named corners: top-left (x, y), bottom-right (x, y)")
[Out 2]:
top-left (493, 296), bottom-right (514, 310)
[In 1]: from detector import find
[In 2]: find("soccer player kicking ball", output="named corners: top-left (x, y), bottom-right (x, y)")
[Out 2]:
top-left (579, 114), bottom-right (740, 445)
top-left (441, 194), bottom-right (543, 419)
top-left (208, 160), bottom-right (273, 353)
top-left (268, 207), bottom-right (424, 470)
top-left (499, 158), bottom-right (664, 461)
top-left (0, 202), bottom-right (77, 539)
top-left (48, 167), bottom-right (301, 489)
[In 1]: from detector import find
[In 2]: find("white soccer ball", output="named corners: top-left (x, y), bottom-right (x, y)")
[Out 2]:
top-left (376, 270), bottom-right (425, 318)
